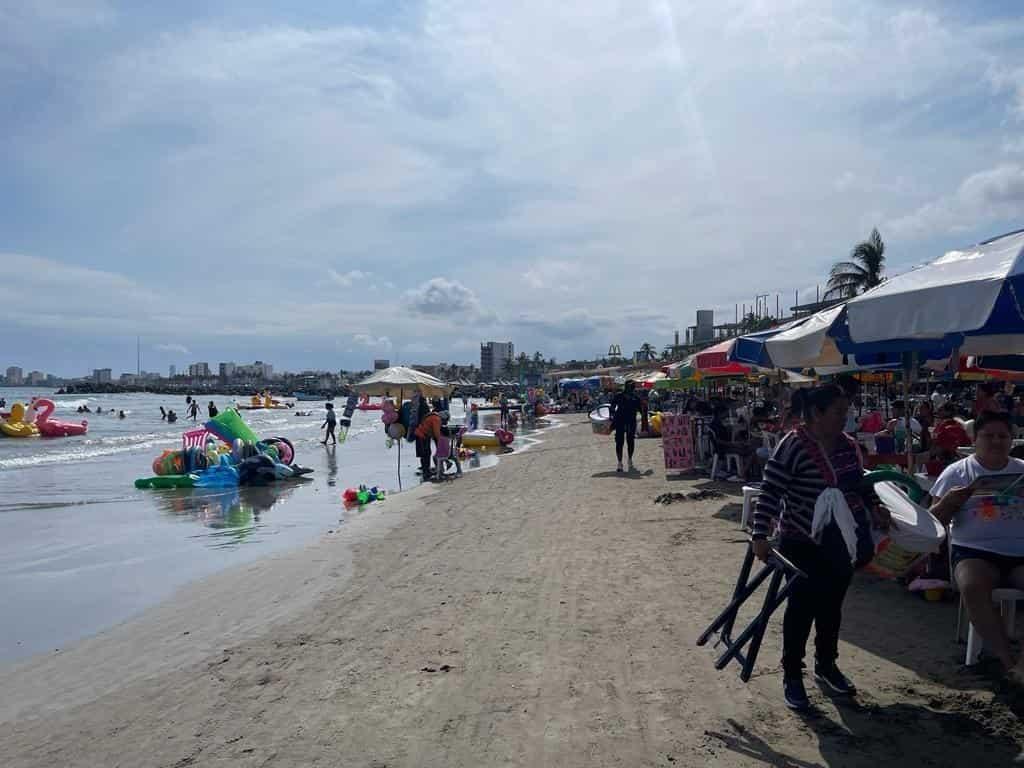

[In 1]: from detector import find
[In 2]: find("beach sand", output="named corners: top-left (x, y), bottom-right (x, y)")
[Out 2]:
top-left (2, 414), bottom-right (1024, 766)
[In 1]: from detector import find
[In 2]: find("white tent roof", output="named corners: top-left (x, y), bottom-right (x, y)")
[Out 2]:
top-left (352, 366), bottom-right (453, 398)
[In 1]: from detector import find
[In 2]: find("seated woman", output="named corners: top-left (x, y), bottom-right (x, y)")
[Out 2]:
top-left (929, 411), bottom-right (1024, 680)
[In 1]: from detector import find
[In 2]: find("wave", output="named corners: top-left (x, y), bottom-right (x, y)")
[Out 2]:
top-left (0, 434), bottom-right (181, 470)
top-left (53, 398), bottom-right (92, 409)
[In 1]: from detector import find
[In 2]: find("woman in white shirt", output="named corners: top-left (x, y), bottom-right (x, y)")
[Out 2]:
top-left (930, 410), bottom-right (1024, 679)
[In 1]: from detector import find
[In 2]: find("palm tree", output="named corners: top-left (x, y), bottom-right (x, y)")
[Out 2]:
top-left (826, 228), bottom-right (886, 299)
top-left (638, 342), bottom-right (656, 362)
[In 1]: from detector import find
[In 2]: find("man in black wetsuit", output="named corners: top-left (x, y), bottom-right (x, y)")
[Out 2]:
top-left (610, 380), bottom-right (641, 473)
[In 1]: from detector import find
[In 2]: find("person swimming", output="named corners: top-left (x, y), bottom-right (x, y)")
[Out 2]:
top-left (159, 406), bottom-right (167, 420)
top-left (167, 409), bottom-right (178, 423)
top-left (118, 410), bottom-right (126, 419)
top-left (96, 406), bottom-right (103, 414)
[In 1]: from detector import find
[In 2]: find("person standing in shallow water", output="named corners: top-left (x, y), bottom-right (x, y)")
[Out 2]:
top-left (609, 380), bottom-right (641, 473)
top-left (321, 403), bottom-right (337, 445)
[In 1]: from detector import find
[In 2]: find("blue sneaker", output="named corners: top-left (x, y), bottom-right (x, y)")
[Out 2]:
top-left (784, 677), bottom-right (810, 711)
top-left (814, 664), bottom-right (856, 696)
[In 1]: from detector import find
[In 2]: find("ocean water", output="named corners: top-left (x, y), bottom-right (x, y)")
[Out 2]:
top-left (0, 389), bottom-right (542, 663)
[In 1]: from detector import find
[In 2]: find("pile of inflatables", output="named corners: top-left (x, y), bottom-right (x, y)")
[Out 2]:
top-left (342, 485), bottom-right (386, 508)
top-left (0, 398), bottom-right (88, 438)
top-left (135, 409), bottom-right (312, 489)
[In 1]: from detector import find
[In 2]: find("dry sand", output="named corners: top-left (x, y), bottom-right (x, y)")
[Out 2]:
top-left (2, 414), bottom-right (1023, 767)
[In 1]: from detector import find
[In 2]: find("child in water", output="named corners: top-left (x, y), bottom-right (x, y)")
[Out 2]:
top-left (321, 402), bottom-right (337, 445)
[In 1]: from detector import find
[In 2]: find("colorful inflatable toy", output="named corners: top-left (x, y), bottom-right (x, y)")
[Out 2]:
top-left (31, 398), bottom-right (87, 437)
top-left (0, 402), bottom-right (40, 438)
top-left (343, 485), bottom-right (386, 506)
top-left (461, 429), bottom-right (514, 449)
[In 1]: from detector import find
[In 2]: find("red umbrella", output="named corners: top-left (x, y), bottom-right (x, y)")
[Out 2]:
top-left (695, 338), bottom-right (736, 370)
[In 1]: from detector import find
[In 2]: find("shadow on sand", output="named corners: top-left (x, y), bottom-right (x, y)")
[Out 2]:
top-left (707, 701), bottom-right (1023, 767)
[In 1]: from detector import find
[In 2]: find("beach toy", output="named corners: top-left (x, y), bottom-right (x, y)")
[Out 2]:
top-left (31, 398), bottom-right (87, 437)
top-left (862, 469), bottom-right (926, 504)
top-left (495, 428), bottom-right (514, 446)
top-left (205, 409), bottom-right (260, 446)
top-left (462, 430), bottom-right (506, 448)
top-left (193, 458), bottom-right (240, 488)
top-left (343, 488), bottom-right (359, 503)
top-left (134, 474), bottom-right (198, 489)
top-left (387, 423), bottom-right (406, 439)
top-left (0, 403), bottom-right (40, 438)
top-left (863, 477), bottom-right (946, 579)
top-left (589, 405), bottom-right (612, 435)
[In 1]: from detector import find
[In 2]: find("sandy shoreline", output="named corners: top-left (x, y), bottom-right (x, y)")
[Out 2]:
top-left (3, 414), bottom-right (1024, 766)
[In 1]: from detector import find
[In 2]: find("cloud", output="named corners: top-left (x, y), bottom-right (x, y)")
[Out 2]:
top-left (352, 333), bottom-right (392, 350)
top-left (888, 164), bottom-right (1024, 238)
top-left (6, 2), bottom-right (1024, 375)
top-left (155, 343), bottom-right (189, 355)
top-left (328, 269), bottom-right (369, 288)
top-left (511, 308), bottom-right (607, 340)
top-left (403, 277), bottom-right (495, 321)
top-left (522, 260), bottom-right (582, 291)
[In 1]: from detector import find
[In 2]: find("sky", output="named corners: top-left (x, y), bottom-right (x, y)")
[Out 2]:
top-left (3, 1), bottom-right (1024, 377)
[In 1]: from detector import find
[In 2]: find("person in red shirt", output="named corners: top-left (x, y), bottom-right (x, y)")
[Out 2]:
top-left (414, 403), bottom-right (443, 480)
top-left (927, 403), bottom-right (971, 475)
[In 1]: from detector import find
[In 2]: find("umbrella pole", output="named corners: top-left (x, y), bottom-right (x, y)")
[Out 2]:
top-left (398, 387), bottom-right (403, 491)
top-left (904, 354), bottom-right (915, 473)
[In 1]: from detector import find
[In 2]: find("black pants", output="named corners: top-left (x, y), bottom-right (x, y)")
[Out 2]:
top-left (614, 422), bottom-right (636, 462)
top-left (417, 436), bottom-right (432, 477)
top-left (779, 523), bottom-right (853, 678)
top-left (324, 423), bottom-right (336, 443)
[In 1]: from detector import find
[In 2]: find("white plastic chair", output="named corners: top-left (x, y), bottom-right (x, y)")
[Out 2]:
top-left (949, 537), bottom-right (1024, 665)
top-left (710, 452), bottom-right (743, 480)
top-left (740, 485), bottom-right (760, 531)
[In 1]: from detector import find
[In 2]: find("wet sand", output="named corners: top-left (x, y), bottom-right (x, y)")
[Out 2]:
top-left (3, 414), bottom-right (1024, 766)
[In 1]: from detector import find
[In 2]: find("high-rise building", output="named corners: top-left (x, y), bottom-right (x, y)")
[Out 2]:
top-left (480, 341), bottom-right (514, 381)
top-left (374, 359), bottom-right (390, 371)
top-left (169, 364), bottom-right (176, 378)
top-left (188, 362), bottom-right (211, 378)
top-left (219, 362), bottom-right (236, 379)
top-left (93, 368), bottom-right (112, 384)
top-left (27, 370), bottom-right (45, 385)
top-left (5, 366), bottom-right (23, 385)
top-left (695, 310), bottom-right (714, 343)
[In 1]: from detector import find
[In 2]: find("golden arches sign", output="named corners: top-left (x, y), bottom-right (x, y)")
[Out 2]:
top-left (608, 344), bottom-right (622, 358)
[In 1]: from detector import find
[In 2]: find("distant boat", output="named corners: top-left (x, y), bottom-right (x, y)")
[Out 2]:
top-left (293, 392), bottom-right (332, 401)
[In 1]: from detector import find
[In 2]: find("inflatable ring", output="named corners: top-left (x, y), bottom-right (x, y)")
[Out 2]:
top-left (861, 469), bottom-right (926, 504)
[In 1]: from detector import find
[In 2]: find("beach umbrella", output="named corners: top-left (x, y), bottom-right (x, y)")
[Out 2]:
top-left (352, 366), bottom-right (454, 490)
top-left (352, 366), bottom-right (453, 399)
top-left (834, 228), bottom-right (1024, 357)
top-left (695, 338), bottom-right (737, 370)
top-left (729, 317), bottom-right (808, 367)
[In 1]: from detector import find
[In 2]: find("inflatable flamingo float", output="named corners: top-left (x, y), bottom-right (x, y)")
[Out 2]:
top-left (31, 398), bottom-right (88, 437)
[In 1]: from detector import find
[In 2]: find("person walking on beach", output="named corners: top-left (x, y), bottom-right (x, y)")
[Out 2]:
top-left (321, 403), bottom-right (337, 445)
top-left (752, 384), bottom-right (882, 711)
top-left (499, 393), bottom-right (510, 429)
top-left (610, 380), bottom-right (641, 473)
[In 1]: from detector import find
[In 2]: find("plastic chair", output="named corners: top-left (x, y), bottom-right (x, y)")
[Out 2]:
top-left (949, 536), bottom-right (1024, 664)
top-left (740, 485), bottom-right (761, 531)
top-left (710, 452), bottom-right (743, 480)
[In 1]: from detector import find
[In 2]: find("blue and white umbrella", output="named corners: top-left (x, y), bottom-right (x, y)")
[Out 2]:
top-left (833, 228), bottom-right (1024, 357)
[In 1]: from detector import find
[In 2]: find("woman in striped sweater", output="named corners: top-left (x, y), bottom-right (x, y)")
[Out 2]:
top-left (752, 384), bottom-right (878, 711)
